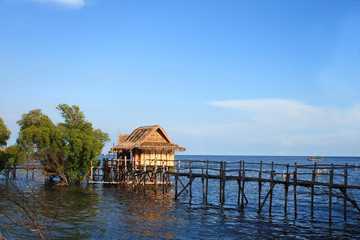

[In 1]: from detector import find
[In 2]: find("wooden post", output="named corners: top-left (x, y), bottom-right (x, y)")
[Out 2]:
top-left (124, 155), bottom-right (127, 169)
top-left (124, 158), bottom-right (127, 183)
top-left (222, 162), bottom-right (226, 205)
top-left (12, 165), bottom-right (17, 179)
top-left (241, 161), bottom-right (245, 208)
top-left (258, 161), bottom-right (263, 210)
top-left (189, 160), bottom-right (193, 201)
top-left (109, 159), bottom-right (112, 182)
top-left (32, 158), bottom-right (35, 179)
top-left (5, 166), bottom-right (9, 181)
top-left (101, 158), bottom-right (108, 183)
top-left (201, 160), bottom-right (205, 204)
top-left (175, 160), bottom-right (180, 199)
top-left (329, 164), bottom-right (334, 224)
top-left (143, 158), bottom-right (147, 187)
top-left (219, 161), bottom-right (223, 204)
top-left (284, 164), bottom-right (289, 214)
top-left (166, 165), bottom-right (170, 192)
top-left (155, 158), bottom-right (158, 193)
top-left (294, 163), bottom-right (298, 219)
top-left (26, 158), bottom-right (29, 179)
top-left (238, 161), bottom-right (242, 205)
top-left (163, 160), bottom-right (166, 193)
top-left (269, 162), bottom-right (274, 215)
top-left (90, 160), bottom-right (93, 183)
top-left (311, 163), bottom-right (316, 218)
top-left (344, 163), bottom-right (348, 221)
top-left (206, 160), bottom-right (209, 204)
top-left (132, 157), bottom-right (135, 172)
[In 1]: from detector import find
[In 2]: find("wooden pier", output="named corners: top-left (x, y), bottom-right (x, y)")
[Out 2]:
top-left (92, 158), bottom-right (360, 223)
top-left (5, 157), bottom-right (359, 223)
top-left (90, 158), bottom-right (173, 191)
top-left (2, 160), bottom-right (43, 180)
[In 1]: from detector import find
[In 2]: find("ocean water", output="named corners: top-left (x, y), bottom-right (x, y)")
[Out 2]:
top-left (0, 155), bottom-right (360, 239)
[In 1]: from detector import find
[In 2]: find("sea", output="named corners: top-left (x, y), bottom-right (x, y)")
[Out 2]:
top-left (1, 155), bottom-right (360, 239)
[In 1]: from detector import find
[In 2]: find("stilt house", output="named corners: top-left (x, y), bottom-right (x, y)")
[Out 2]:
top-left (110, 125), bottom-right (185, 167)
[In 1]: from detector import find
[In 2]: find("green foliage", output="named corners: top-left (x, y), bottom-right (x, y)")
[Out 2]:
top-left (17, 109), bottom-right (54, 131)
top-left (0, 145), bottom-right (26, 171)
top-left (0, 118), bottom-right (12, 171)
top-left (0, 117), bottom-right (11, 147)
top-left (16, 104), bottom-right (109, 184)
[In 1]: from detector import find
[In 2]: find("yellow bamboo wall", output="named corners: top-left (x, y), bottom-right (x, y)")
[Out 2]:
top-left (133, 150), bottom-right (175, 167)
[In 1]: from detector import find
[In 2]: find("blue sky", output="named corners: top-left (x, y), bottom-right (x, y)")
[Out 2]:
top-left (1, 0), bottom-right (359, 156)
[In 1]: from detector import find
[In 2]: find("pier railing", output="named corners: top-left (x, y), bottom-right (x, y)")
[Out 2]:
top-left (173, 160), bottom-right (360, 223)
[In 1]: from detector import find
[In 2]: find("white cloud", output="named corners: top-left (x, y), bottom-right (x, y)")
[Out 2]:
top-left (210, 99), bottom-right (360, 130)
top-left (30, 0), bottom-right (85, 8)
top-left (206, 99), bottom-right (360, 155)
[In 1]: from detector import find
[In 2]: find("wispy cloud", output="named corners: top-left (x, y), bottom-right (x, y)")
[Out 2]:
top-left (210, 99), bottom-right (360, 130)
top-left (30, 0), bottom-right (85, 8)
top-left (205, 99), bottom-right (360, 155)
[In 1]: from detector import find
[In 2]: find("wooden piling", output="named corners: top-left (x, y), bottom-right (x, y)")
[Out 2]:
top-left (238, 161), bottom-right (242, 205)
top-left (154, 158), bottom-right (158, 193)
top-left (222, 162), bottom-right (226, 205)
top-left (205, 160), bottom-right (209, 204)
top-left (32, 158), bottom-right (35, 178)
top-left (284, 164), bottom-right (289, 214)
top-left (175, 160), bottom-right (180, 199)
top-left (219, 162), bottom-right (223, 204)
top-left (241, 161), bottom-right (246, 208)
top-left (258, 161), bottom-right (262, 211)
top-left (329, 164), bottom-right (334, 224)
top-left (26, 160), bottom-right (29, 179)
top-left (269, 162), bottom-right (274, 215)
top-left (344, 163), bottom-right (348, 221)
top-left (189, 160), bottom-right (193, 201)
top-left (162, 160), bottom-right (166, 194)
top-left (143, 159), bottom-right (147, 188)
top-left (90, 160), bottom-right (93, 182)
top-left (294, 163), bottom-right (298, 219)
top-left (201, 161), bottom-right (205, 204)
top-left (311, 163), bottom-right (316, 218)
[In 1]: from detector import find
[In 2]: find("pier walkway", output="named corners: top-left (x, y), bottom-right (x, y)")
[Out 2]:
top-left (90, 158), bottom-right (360, 223)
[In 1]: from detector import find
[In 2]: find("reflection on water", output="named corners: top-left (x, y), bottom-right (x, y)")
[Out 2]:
top-left (1, 181), bottom-right (360, 239)
top-left (0, 182), bottom-right (178, 239)
top-left (101, 185), bottom-right (178, 239)
top-left (1, 155), bottom-right (360, 239)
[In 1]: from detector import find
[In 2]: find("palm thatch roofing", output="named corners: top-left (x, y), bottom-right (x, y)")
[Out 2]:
top-left (0, 146), bottom-right (5, 152)
top-left (110, 125), bottom-right (185, 153)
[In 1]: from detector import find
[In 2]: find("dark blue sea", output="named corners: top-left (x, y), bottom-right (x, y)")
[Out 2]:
top-left (1, 155), bottom-right (360, 239)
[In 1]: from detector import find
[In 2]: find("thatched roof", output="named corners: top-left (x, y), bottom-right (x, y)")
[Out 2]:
top-left (0, 146), bottom-right (5, 152)
top-left (118, 135), bottom-right (129, 143)
top-left (110, 125), bottom-right (185, 153)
